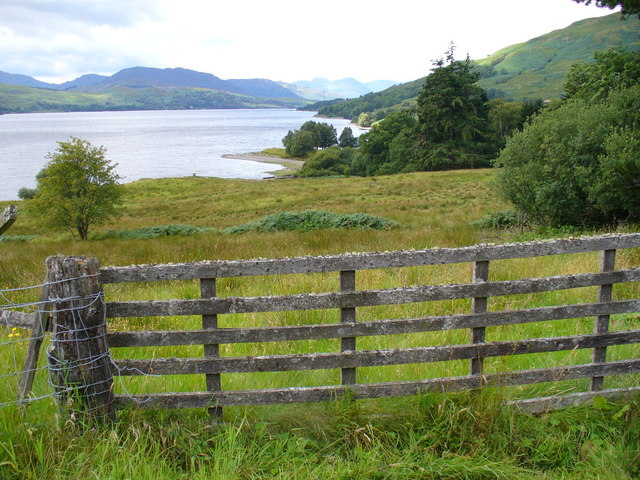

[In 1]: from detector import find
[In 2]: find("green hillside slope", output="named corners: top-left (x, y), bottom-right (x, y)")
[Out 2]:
top-left (477, 13), bottom-right (640, 99)
top-left (0, 84), bottom-right (308, 114)
top-left (309, 13), bottom-right (639, 121)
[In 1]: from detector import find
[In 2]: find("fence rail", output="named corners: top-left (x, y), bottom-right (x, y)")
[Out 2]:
top-left (14, 233), bottom-right (640, 419)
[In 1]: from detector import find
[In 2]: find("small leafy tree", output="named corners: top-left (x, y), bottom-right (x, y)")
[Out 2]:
top-left (29, 137), bottom-right (124, 240)
top-left (351, 111), bottom-right (418, 176)
top-left (338, 127), bottom-right (358, 148)
top-left (297, 147), bottom-right (355, 177)
top-left (282, 121), bottom-right (338, 157)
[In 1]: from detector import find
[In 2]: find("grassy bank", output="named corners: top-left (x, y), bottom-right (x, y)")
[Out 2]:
top-left (1, 169), bottom-right (639, 479)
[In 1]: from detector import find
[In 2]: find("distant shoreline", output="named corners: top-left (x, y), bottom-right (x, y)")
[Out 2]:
top-left (222, 153), bottom-right (303, 177)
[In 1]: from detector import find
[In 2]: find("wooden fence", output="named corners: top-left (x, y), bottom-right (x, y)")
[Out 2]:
top-left (16, 233), bottom-right (640, 418)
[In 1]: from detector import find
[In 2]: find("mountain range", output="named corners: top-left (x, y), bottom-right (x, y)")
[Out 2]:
top-left (0, 67), bottom-right (396, 114)
top-left (1, 12), bottom-right (638, 115)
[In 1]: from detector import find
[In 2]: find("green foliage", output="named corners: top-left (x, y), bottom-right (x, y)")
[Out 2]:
top-left (297, 147), bottom-right (356, 177)
top-left (283, 129), bottom-right (316, 157)
top-left (495, 86), bottom-right (640, 227)
top-left (17, 187), bottom-right (36, 200)
top-left (564, 46), bottom-right (640, 101)
top-left (303, 78), bottom-right (423, 123)
top-left (0, 234), bottom-right (37, 243)
top-left (282, 121), bottom-right (338, 157)
top-left (572, 0), bottom-right (640, 16)
top-left (223, 210), bottom-right (399, 234)
top-left (94, 224), bottom-right (214, 240)
top-left (350, 111), bottom-right (419, 176)
top-left (338, 126), bottom-right (358, 148)
top-left (472, 209), bottom-right (523, 229)
top-left (28, 137), bottom-right (124, 240)
top-left (416, 47), bottom-right (493, 169)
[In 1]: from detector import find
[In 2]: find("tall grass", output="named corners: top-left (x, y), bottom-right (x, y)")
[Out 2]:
top-left (1, 169), bottom-right (638, 479)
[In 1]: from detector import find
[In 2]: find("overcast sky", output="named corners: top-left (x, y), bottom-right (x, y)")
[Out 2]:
top-left (0, 0), bottom-right (620, 85)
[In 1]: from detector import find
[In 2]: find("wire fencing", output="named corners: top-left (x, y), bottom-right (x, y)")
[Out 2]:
top-left (0, 282), bottom-right (52, 410)
top-left (0, 276), bottom-right (147, 421)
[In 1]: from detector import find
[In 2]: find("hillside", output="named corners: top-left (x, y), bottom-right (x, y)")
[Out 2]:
top-left (309, 13), bottom-right (640, 121)
top-left (0, 83), bottom-right (307, 114)
top-left (0, 66), bottom-right (308, 114)
top-left (476, 13), bottom-right (640, 99)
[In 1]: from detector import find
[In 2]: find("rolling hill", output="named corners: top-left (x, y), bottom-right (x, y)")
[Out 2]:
top-left (308, 12), bottom-right (640, 121)
top-left (0, 66), bottom-right (308, 114)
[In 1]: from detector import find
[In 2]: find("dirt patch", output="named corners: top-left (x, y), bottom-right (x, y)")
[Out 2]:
top-left (222, 153), bottom-right (303, 177)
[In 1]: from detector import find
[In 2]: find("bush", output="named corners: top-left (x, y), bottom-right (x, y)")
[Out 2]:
top-left (472, 210), bottom-right (523, 229)
top-left (223, 210), bottom-right (399, 234)
top-left (94, 224), bottom-right (214, 240)
top-left (17, 187), bottom-right (36, 200)
top-left (0, 234), bottom-right (37, 243)
top-left (296, 147), bottom-right (356, 177)
top-left (494, 86), bottom-right (640, 227)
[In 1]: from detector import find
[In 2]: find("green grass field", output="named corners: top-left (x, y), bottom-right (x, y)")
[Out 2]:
top-left (1, 169), bottom-right (639, 479)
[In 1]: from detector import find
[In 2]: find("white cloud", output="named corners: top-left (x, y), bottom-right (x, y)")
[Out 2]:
top-left (0, 0), bottom-right (620, 84)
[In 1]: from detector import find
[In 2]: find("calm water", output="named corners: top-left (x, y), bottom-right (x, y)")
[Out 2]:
top-left (0, 109), bottom-right (359, 201)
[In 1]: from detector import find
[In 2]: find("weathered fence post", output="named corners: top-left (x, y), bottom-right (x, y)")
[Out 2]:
top-left (591, 249), bottom-right (616, 391)
top-left (0, 205), bottom-right (18, 236)
top-left (470, 260), bottom-right (489, 377)
top-left (46, 255), bottom-right (116, 422)
top-left (201, 277), bottom-right (223, 421)
top-left (340, 270), bottom-right (357, 385)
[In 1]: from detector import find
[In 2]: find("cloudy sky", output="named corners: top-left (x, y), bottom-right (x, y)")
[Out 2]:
top-left (0, 0), bottom-right (619, 85)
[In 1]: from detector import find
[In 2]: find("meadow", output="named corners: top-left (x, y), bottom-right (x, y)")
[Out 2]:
top-left (0, 169), bottom-right (638, 479)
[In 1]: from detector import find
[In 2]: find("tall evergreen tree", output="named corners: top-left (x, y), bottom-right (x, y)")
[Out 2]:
top-left (415, 45), bottom-right (491, 169)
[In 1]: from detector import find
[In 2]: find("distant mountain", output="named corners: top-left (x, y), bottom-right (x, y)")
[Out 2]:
top-left (0, 71), bottom-right (56, 89)
top-left (58, 74), bottom-right (108, 90)
top-left (307, 12), bottom-right (640, 121)
top-left (365, 80), bottom-right (398, 92)
top-left (64, 67), bottom-right (301, 99)
top-left (0, 66), bottom-right (309, 113)
top-left (292, 77), bottom-right (397, 100)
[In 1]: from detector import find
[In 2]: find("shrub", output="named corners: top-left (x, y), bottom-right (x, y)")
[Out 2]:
top-left (17, 187), bottom-right (36, 200)
top-left (223, 210), bottom-right (399, 234)
top-left (0, 234), bottom-right (37, 243)
top-left (94, 224), bottom-right (214, 240)
top-left (494, 86), bottom-right (640, 227)
top-left (472, 210), bottom-right (523, 229)
top-left (296, 147), bottom-right (355, 177)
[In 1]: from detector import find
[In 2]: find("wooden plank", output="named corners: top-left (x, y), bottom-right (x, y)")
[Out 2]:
top-left (0, 205), bottom-right (18, 236)
top-left (107, 300), bottom-right (640, 348)
top-left (113, 359), bottom-right (640, 409)
top-left (0, 310), bottom-right (36, 329)
top-left (591, 249), bottom-right (616, 391)
top-left (340, 270), bottom-right (356, 385)
top-left (99, 233), bottom-right (640, 284)
top-left (17, 285), bottom-right (50, 402)
top-left (511, 386), bottom-right (640, 414)
top-left (470, 260), bottom-right (489, 375)
top-left (113, 330), bottom-right (640, 376)
top-left (106, 268), bottom-right (640, 318)
top-left (201, 278), bottom-right (222, 420)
